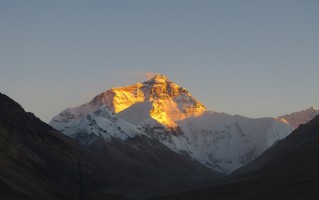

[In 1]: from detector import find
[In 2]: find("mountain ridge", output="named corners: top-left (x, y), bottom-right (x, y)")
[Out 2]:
top-left (278, 106), bottom-right (319, 129)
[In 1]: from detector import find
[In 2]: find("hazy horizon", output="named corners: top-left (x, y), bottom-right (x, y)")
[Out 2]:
top-left (1, 0), bottom-right (319, 122)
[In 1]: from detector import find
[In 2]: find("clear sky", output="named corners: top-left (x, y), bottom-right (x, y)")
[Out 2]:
top-left (1, 0), bottom-right (319, 122)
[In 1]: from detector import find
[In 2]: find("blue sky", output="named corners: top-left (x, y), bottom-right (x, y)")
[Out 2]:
top-left (1, 0), bottom-right (319, 122)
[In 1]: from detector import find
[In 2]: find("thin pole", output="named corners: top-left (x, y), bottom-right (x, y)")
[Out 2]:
top-left (79, 159), bottom-right (84, 200)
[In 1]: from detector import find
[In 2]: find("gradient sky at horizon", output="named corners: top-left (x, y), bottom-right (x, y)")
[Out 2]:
top-left (1, 0), bottom-right (319, 122)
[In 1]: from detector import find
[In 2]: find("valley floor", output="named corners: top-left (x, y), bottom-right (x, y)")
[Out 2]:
top-left (155, 170), bottom-right (319, 200)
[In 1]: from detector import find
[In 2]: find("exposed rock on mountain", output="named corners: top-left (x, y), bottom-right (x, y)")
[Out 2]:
top-left (278, 106), bottom-right (319, 129)
top-left (90, 74), bottom-right (206, 127)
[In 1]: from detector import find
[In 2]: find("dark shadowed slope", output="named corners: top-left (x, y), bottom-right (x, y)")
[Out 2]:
top-left (83, 134), bottom-right (222, 199)
top-left (0, 93), bottom-right (219, 200)
top-left (0, 92), bottom-right (125, 200)
top-left (156, 114), bottom-right (319, 200)
top-left (233, 114), bottom-right (319, 175)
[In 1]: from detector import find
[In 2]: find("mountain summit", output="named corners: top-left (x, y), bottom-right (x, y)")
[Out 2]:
top-left (50, 74), bottom-right (292, 173)
top-left (90, 74), bottom-right (205, 127)
top-left (144, 74), bottom-right (170, 84)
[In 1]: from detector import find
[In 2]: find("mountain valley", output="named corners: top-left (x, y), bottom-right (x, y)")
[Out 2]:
top-left (1, 74), bottom-right (318, 200)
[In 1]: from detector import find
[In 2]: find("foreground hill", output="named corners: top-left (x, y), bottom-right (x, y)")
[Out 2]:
top-left (156, 113), bottom-right (319, 200)
top-left (0, 93), bottom-right (120, 199)
top-left (0, 92), bottom-right (219, 200)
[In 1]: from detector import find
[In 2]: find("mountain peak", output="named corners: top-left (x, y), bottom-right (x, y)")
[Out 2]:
top-left (144, 74), bottom-right (170, 84)
top-left (309, 106), bottom-right (317, 110)
top-left (53, 75), bottom-right (206, 128)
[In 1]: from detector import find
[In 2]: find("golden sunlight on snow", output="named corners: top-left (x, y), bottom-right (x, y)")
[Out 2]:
top-left (279, 118), bottom-right (289, 124)
top-left (111, 83), bottom-right (145, 113)
top-left (96, 74), bottom-right (206, 127)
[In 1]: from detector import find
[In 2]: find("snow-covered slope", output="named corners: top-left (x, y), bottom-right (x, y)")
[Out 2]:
top-left (50, 105), bottom-right (139, 145)
top-left (278, 106), bottom-right (319, 129)
top-left (176, 112), bottom-right (292, 173)
top-left (50, 74), bottom-right (293, 174)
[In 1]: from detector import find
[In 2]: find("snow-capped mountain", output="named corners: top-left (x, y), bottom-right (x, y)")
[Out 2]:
top-left (50, 74), bottom-right (293, 173)
top-left (277, 106), bottom-right (319, 129)
top-left (91, 74), bottom-right (206, 127)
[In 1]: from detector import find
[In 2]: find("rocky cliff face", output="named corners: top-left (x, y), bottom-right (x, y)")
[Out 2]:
top-left (90, 74), bottom-right (206, 127)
